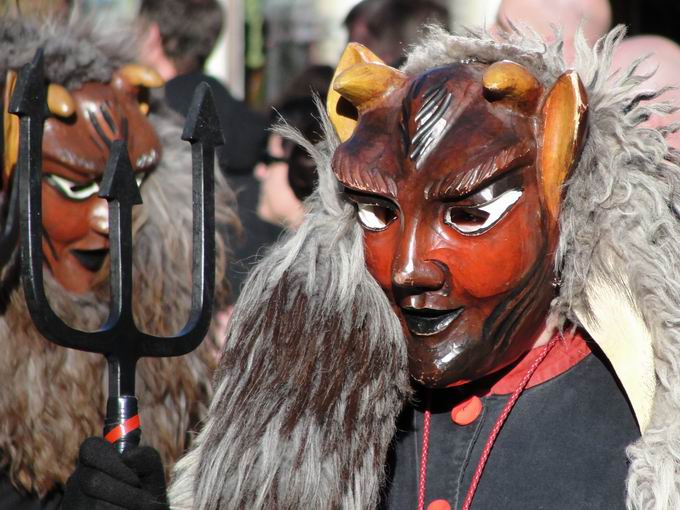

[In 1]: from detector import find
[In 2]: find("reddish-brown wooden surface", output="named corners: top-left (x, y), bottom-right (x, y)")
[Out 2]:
top-left (329, 51), bottom-right (588, 387)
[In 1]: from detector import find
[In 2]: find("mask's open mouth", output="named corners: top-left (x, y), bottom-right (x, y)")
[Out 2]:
top-left (401, 307), bottom-right (464, 336)
top-left (71, 248), bottom-right (109, 272)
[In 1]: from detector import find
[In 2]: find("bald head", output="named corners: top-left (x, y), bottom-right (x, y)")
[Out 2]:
top-left (612, 35), bottom-right (680, 149)
top-left (495, 0), bottom-right (612, 63)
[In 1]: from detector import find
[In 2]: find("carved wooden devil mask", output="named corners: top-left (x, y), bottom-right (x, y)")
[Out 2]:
top-left (328, 44), bottom-right (588, 387)
top-left (3, 65), bottom-right (162, 294)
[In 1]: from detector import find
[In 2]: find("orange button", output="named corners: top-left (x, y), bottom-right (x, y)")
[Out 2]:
top-left (450, 395), bottom-right (482, 425)
top-left (427, 499), bottom-right (452, 510)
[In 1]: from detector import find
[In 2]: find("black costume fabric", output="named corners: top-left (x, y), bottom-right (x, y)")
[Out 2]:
top-left (222, 172), bottom-right (282, 300)
top-left (0, 477), bottom-right (60, 510)
top-left (381, 350), bottom-right (639, 509)
top-left (163, 72), bottom-right (267, 176)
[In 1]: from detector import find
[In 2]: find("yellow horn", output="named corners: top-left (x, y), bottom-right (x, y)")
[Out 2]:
top-left (333, 62), bottom-right (407, 111)
top-left (117, 64), bottom-right (164, 89)
top-left (482, 60), bottom-right (542, 112)
top-left (540, 71), bottom-right (588, 220)
top-left (3, 71), bottom-right (19, 182)
top-left (327, 43), bottom-right (405, 142)
top-left (47, 84), bottom-right (76, 117)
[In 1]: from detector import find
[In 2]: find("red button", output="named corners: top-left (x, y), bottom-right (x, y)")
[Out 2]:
top-left (427, 499), bottom-right (452, 510)
top-left (450, 395), bottom-right (482, 425)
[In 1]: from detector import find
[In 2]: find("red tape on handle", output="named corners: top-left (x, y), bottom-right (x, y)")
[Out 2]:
top-left (104, 415), bottom-right (141, 444)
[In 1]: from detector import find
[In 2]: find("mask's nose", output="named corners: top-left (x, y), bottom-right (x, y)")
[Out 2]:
top-left (392, 218), bottom-right (445, 292)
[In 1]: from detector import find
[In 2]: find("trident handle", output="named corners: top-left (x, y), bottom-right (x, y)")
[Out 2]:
top-left (10, 49), bottom-right (224, 453)
top-left (104, 396), bottom-right (141, 452)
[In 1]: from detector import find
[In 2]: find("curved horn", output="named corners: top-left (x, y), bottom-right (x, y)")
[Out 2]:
top-left (112, 64), bottom-right (164, 115)
top-left (482, 60), bottom-right (543, 113)
top-left (540, 71), bottom-right (588, 220)
top-left (3, 70), bottom-right (19, 181)
top-left (116, 64), bottom-right (164, 89)
top-left (47, 84), bottom-right (75, 117)
top-left (333, 62), bottom-right (407, 111)
top-left (327, 43), bottom-right (406, 142)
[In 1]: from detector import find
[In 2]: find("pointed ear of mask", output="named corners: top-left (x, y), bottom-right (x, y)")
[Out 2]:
top-left (3, 70), bottom-right (19, 185)
top-left (326, 43), bottom-right (407, 142)
top-left (540, 71), bottom-right (588, 221)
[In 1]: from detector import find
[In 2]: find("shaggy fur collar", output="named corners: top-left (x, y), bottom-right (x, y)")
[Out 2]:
top-left (0, 15), bottom-right (136, 89)
top-left (170, 113), bottom-right (411, 509)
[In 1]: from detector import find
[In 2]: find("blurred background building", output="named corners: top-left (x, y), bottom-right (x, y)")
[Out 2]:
top-left (10, 0), bottom-right (678, 110)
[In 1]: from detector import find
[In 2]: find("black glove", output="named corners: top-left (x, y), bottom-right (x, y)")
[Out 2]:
top-left (62, 437), bottom-right (168, 510)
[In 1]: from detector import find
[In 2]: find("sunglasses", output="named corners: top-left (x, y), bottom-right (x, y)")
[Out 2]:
top-left (259, 150), bottom-right (288, 166)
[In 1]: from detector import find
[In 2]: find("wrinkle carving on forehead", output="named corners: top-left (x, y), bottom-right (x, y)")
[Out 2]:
top-left (332, 62), bottom-right (538, 200)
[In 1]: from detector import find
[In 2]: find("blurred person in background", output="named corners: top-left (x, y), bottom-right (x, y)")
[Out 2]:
top-left (344, 0), bottom-right (450, 66)
top-left (493, 0), bottom-right (612, 64)
top-left (254, 95), bottom-right (325, 230)
top-left (214, 67), bottom-right (330, 340)
top-left (138, 0), bottom-right (269, 309)
top-left (228, 67), bottom-right (332, 293)
top-left (255, 65), bottom-right (332, 231)
top-left (138, 0), bottom-right (267, 178)
top-left (612, 35), bottom-right (680, 150)
top-left (254, 65), bottom-right (333, 230)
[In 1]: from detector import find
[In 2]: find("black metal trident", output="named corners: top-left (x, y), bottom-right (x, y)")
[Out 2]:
top-left (10, 49), bottom-right (223, 453)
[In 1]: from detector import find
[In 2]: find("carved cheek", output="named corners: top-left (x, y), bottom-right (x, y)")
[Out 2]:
top-left (431, 189), bottom-right (545, 298)
top-left (363, 226), bottom-right (399, 290)
top-left (41, 182), bottom-right (92, 245)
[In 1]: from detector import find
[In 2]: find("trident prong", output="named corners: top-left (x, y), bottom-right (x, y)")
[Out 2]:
top-left (10, 49), bottom-right (222, 452)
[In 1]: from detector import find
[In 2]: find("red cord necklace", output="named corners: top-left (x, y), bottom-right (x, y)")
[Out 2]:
top-left (416, 336), bottom-right (559, 510)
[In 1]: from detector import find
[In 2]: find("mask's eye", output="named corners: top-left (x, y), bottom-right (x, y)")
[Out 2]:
top-left (445, 189), bottom-right (522, 235)
top-left (44, 174), bottom-right (100, 201)
top-left (356, 203), bottom-right (397, 231)
top-left (346, 192), bottom-right (398, 232)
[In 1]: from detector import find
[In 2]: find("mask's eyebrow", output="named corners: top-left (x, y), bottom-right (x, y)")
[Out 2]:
top-left (45, 149), bottom-right (100, 178)
top-left (425, 142), bottom-right (534, 200)
top-left (334, 165), bottom-right (399, 199)
top-left (332, 148), bottom-right (399, 198)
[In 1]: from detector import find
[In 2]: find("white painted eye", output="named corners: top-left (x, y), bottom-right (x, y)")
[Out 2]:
top-left (445, 189), bottom-right (523, 234)
top-left (356, 203), bottom-right (397, 231)
top-left (45, 174), bottom-right (100, 201)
